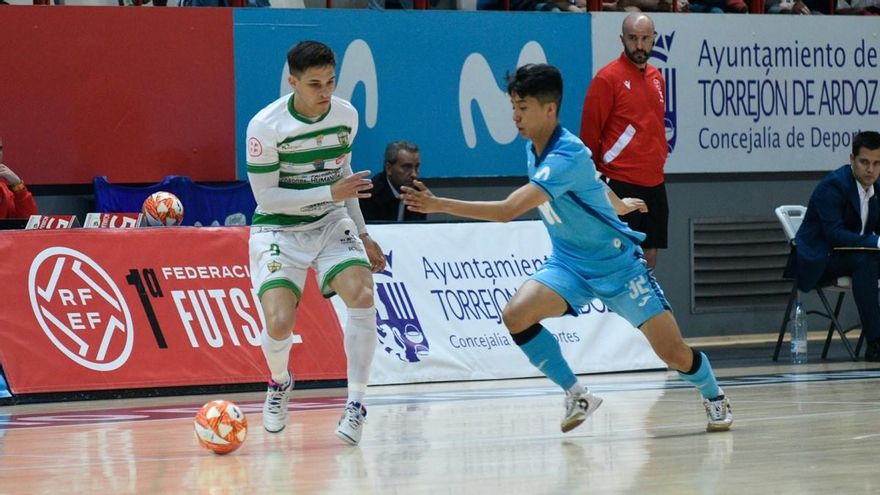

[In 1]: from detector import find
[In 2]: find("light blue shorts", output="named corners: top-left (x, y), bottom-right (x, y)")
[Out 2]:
top-left (530, 254), bottom-right (670, 328)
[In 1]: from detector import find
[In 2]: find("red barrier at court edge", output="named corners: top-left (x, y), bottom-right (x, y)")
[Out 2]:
top-left (0, 227), bottom-right (346, 394)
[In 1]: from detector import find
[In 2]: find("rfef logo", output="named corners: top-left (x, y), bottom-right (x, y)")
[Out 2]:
top-left (28, 247), bottom-right (135, 371)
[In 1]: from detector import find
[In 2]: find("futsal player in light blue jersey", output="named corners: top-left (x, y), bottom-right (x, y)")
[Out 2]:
top-left (401, 63), bottom-right (732, 434)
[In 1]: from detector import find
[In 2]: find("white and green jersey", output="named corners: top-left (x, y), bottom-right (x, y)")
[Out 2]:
top-left (246, 93), bottom-right (358, 229)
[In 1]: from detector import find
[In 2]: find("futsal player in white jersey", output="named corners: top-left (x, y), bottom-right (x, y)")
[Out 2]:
top-left (246, 40), bottom-right (386, 446)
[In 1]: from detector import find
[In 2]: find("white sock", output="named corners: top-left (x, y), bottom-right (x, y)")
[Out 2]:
top-left (344, 307), bottom-right (377, 404)
top-left (566, 382), bottom-right (586, 396)
top-left (260, 330), bottom-right (293, 384)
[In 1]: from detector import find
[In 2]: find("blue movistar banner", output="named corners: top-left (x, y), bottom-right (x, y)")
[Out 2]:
top-left (233, 10), bottom-right (591, 179)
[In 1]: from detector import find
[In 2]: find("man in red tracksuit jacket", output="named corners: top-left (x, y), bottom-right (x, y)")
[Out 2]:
top-left (580, 13), bottom-right (667, 270)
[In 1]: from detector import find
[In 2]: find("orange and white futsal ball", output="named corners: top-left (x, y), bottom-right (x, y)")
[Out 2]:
top-left (141, 191), bottom-right (184, 226)
top-left (194, 400), bottom-right (248, 455)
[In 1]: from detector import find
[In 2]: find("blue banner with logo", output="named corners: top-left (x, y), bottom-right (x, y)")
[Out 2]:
top-left (233, 10), bottom-right (591, 179)
top-left (94, 176), bottom-right (256, 226)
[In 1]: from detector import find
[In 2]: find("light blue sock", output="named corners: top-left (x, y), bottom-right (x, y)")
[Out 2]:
top-left (517, 327), bottom-right (578, 391)
top-left (677, 351), bottom-right (722, 399)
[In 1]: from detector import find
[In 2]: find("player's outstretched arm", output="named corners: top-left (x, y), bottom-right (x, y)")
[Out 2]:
top-left (401, 180), bottom-right (548, 223)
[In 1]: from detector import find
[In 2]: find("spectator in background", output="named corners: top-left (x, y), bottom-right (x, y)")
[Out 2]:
top-left (602, 0), bottom-right (682, 11)
top-left (0, 137), bottom-right (38, 219)
top-left (765, 0), bottom-right (811, 12)
top-left (687, 0), bottom-right (746, 12)
top-left (580, 13), bottom-right (668, 270)
top-left (360, 141), bottom-right (426, 222)
top-left (835, 0), bottom-right (880, 13)
top-left (602, 0), bottom-right (657, 10)
top-left (478, 0), bottom-right (585, 12)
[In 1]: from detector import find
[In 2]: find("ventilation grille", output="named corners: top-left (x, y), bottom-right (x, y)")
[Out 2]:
top-left (690, 217), bottom-right (792, 313)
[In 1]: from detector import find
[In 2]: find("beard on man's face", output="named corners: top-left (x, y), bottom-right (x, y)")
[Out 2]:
top-left (625, 47), bottom-right (649, 65)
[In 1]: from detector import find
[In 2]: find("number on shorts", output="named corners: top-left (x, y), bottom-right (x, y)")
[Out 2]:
top-left (627, 275), bottom-right (651, 307)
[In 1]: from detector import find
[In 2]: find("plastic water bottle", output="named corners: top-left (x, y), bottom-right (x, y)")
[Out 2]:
top-left (790, 302), bottom-right (808, 364)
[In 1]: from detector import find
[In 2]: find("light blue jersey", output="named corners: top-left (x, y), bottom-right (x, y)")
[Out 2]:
top-left (527, 126), bottom-right (668, 327)
top-left (528, 126), bottom-right (645, 274)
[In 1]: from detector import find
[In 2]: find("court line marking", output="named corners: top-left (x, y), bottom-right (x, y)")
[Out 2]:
top-left (1, 368), bottom-right (879, 430)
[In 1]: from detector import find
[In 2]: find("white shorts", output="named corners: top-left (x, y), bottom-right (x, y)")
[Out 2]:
top-left (249, 217), bottom-right (370, 300)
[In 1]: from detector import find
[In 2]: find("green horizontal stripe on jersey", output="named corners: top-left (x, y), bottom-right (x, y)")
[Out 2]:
top-left (278, 145), bottom-right (351, 165)
top-left (247, 162), bottom-right (281, 173)
top-left (278, 125), bottom-right (353, 145)
top-left (252, 211), bottom-right (330, 226)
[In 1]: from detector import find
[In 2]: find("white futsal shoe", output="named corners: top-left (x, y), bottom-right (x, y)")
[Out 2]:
top-left (263, 372), bottom-right (294, 433)
top-left (561, 390), bottom-right (603, 433)
top-left (336, 401), bottom-right (367, 446)
top-left (704, 392), bottom-right (733, 432)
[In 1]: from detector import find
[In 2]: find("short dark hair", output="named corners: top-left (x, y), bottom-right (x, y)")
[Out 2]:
top-left (384, 141), bottom-right (420, 165)
top-left (287, 41), bottom-right (336, 76)
top-left (506, 63), bottom-right (563, 108)
top-left (853, 131), bottom-right (880, 156)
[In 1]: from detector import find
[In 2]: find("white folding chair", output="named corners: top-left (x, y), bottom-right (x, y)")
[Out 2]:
top-left (773, 205), bottom-right (862, 361)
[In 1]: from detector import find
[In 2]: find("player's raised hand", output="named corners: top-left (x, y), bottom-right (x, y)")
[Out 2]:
top-left (618, 197), bottom-right (648, 215)
top-left (400, 180), bottom-right (439, 214)
top-left (331, 170), bottom-right (372, 201)
top-left (607, 190), bottom-right (648, 216)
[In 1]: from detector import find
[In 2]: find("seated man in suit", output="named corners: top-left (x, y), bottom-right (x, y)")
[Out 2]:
top-left (360, 141), bottom-right (426, 222)
top-left (786, 130), bottom-right (880, 361)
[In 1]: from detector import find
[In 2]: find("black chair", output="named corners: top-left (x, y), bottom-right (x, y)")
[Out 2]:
top-left (772, 205), bottom-right (863, 362)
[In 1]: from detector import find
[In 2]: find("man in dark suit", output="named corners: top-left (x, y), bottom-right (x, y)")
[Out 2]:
top-left (786, 130), bottom-right (880, 361)
top-left (360, 141), bottom-right (426, 222)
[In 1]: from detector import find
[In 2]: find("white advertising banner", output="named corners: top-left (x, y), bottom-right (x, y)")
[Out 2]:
top-left (591, 14), bottom-right (880, 173)
top-left (338, 221), bottom-right (665, 386)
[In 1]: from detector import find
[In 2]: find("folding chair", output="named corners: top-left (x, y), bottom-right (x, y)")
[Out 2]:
top-left (772, 205), bottom-right (863, 361)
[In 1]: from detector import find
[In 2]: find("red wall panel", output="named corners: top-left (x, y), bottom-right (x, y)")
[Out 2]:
top-left (0, 6), bottom-right (235, 185)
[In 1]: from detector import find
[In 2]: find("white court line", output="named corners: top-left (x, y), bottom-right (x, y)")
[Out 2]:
top-left (852, 433), bottom-right (880, 440)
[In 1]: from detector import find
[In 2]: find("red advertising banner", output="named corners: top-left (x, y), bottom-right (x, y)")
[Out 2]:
top-left (0, 227), bottom-right (346, 394)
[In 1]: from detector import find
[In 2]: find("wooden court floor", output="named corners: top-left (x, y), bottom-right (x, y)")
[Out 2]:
top-left (0, 357), bottom-right (879, 494)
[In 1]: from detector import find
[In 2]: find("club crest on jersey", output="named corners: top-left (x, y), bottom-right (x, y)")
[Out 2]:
top-left (337, 129), bottom-right (350, 147)
top-left (313, 159), bottom-right (325, 171)
top-left (267, 260), bottom-right (281, 273)
top-left (315, 134), bottom-right (324, 146)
